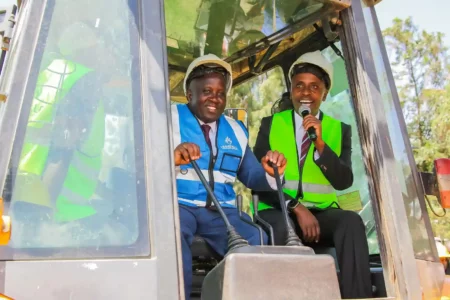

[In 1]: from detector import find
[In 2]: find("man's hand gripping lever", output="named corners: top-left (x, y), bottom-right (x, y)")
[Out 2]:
top-left (269, 161), bottom-right (304, 246)
top-left (189, 159), bottom-right (248, 252)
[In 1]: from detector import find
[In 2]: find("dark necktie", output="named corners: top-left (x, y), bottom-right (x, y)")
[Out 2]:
top-left (201, 124), bottom-right (212, 150)
top-left (299, 132), bottom-right (311, 170)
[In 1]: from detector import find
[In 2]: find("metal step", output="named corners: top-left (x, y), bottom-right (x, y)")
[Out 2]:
top-left (201, 245), bottom-right (341, 300)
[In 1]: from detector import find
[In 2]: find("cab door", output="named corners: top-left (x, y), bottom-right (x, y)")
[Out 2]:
top-left (0, 0), bottom-right (182, 299)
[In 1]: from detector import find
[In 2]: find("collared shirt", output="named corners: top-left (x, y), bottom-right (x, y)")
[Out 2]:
top-left (294, 110), bottom-right (321, 163)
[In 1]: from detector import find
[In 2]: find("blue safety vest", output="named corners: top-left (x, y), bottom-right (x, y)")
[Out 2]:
top-left (171, 104), bottom-right (248, 208)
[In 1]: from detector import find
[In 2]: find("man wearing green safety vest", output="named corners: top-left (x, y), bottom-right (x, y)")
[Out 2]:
top-left (13, 22), bottom-right (112, 228)
top-left (252, 51), bottom-right (372, 299)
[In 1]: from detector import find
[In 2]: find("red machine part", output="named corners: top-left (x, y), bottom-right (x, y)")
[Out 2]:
top-left (435, 158), bottom-right (450, 209)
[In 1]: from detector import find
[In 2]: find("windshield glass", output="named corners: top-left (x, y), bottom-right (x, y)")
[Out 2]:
top-left (226, 48), bottom-right (380, 255)
top-left (1, 0), bottom-right (150, 259)
top-left (164, 0), bottom-right (325, 68)
top-left (320, 45), bottom-right (379, 254)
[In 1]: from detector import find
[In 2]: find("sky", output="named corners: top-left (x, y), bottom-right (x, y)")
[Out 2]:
top-left (375, 0), bottom-right (450, 48)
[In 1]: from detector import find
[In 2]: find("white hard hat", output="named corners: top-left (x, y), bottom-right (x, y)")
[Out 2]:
top-left (288, 50), bottom-right (334, 90)
top-left (58, 22), bottom-right (98, 56)
top-left (183, 54), bottom-right (233, 96)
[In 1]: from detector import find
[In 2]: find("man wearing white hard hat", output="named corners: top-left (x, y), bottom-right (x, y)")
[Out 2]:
top-left (171, 54), bottom-right (287, 299)
top-left (252, 50), bottom-right (372, 298)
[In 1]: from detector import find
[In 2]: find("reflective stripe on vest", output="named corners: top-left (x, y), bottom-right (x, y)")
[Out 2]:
top-left (178, 198), bottom-right (236, 208)
top-left (19, 59), bottom-right (93, 176)
top-left (15, 59), bottom-right (105, 222)
top-left (172, 104), bottom-right (248, 207)
top-left (55, 100), bottom-right (105, 222)
top-left (177, 169), bottom-right (236, 185)
top-left (258, 110), bottom-right (342, 210)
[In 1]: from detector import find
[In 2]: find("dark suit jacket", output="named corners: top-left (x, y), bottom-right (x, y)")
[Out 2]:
top-left (252, 110), bottom-right (353, 208)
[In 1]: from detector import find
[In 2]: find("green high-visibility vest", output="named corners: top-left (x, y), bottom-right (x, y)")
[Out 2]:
top-left (18, 59), bottom-right (105, 222)
top-left (258, 109), bottom-right (342, 210)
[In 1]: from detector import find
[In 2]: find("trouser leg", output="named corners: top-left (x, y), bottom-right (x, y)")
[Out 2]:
top-left (312, 208), bottom-right (372, 299)
top-left (198, 207), bottom-right (268, 256)
top-left (259, 207), bottom-right (372, 298)
top-left (179, 205), bottom-right (198, 300)
top-left (258, 208), bottom-right (288, 246)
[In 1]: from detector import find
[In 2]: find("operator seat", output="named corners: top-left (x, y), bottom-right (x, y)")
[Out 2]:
top-left (271, 91), bottom-right (293, 114)
top-left (190, 236), bottom-right (222, 297)
top-left (191, 235), bottom-right (222, 259)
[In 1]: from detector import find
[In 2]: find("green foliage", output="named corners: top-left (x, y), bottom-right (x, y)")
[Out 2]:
top-left (383, 17), bottom-right (450, 239)
top-left (427, 196), bottom-right (450, 240)
top-left (383, 17), bottom-right (450, 172)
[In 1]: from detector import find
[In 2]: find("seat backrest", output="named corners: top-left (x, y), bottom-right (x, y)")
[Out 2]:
top-left (271, 91), bottom-right (293, 115)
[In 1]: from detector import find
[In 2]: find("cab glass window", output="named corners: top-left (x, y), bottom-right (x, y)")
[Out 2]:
top-left (1, 0), bottom-right (149, 259)
top-left (320, 44), bottom-right (379, 254)
top-left (363, 6), bottom-right (435, 259)
top-left (228, 66), bottom-right (286, 211)
top-left (164, 0), bottom-right (329, 69)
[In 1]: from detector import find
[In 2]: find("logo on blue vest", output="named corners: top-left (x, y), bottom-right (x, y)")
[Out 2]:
top-left (221, 136), bottom-right (238, 151)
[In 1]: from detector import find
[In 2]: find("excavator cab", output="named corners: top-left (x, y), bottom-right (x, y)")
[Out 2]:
top-left (0, 0), bottom-right (448, 299)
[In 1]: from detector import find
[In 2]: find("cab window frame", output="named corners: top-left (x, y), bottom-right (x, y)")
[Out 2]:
top-left (0, 0), bottom-right (151, 260)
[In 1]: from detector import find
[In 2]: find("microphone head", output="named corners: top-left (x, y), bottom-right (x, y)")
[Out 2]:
top-left (299, 104), bottom-right (311, 117)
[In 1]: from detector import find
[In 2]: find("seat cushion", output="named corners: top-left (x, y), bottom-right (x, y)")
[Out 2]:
top-left (190, 235), bottom-right (222, 259)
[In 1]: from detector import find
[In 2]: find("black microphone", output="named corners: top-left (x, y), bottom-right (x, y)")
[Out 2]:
top-left (299, 105), bottom-right (317, 141)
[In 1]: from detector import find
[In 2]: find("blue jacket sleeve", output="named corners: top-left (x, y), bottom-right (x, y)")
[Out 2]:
top-left (237, 145), bottom-right (273, 191)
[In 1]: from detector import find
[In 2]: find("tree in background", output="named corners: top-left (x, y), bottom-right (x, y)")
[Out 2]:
top-left (227, 67), bottom-right (286, 213)
top-left (383, 17), bottom-right (450, 240)
top-left (383, 17), bottom-right (449, 171)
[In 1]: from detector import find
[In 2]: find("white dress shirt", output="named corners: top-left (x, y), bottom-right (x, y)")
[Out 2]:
top-left (294, 111), bottom-right (321, 162)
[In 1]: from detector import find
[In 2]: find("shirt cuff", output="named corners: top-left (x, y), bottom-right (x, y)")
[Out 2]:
top-left (314, 149), bottom-right (321, 161)
top-left (266, 172), bottom-right (284, 190)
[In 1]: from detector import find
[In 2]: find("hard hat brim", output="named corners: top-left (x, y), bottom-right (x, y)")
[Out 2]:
top-left (288, 51), bottom-right (334, 90)
top-left (183, 55), bottom-right (233, 96)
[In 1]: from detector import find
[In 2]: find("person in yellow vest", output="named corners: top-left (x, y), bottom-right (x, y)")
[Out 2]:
top-left (252, 51), bottom-right (372, 299)
top-left (11, 22), bottom-right (117, 243)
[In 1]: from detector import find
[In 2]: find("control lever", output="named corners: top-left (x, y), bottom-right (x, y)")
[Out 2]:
top-left (190, 160), bottom-right (248, 252)
top-left (252, 194), bottom-right (275, 246)
top-left (236, 194), bottom-right (264, 245)
top-left (269, 162), bottom-right (303, 246)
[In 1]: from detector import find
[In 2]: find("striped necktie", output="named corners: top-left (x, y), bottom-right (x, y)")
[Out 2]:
top-left (299, 132), bottom-right (311, 169)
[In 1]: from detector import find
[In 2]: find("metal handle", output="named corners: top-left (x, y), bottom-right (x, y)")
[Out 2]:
top-left (190, 160), bottom-right (248, 252)
top-left (252, 194), bottom-right (275, 246)
top-left (236, 194), bottom-right (264, 245)
top-left (270, 163), bottom-right (303, 246)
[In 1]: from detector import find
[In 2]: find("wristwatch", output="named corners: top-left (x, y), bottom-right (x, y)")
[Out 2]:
top-left (287, 199), bottom-right (300, 212)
